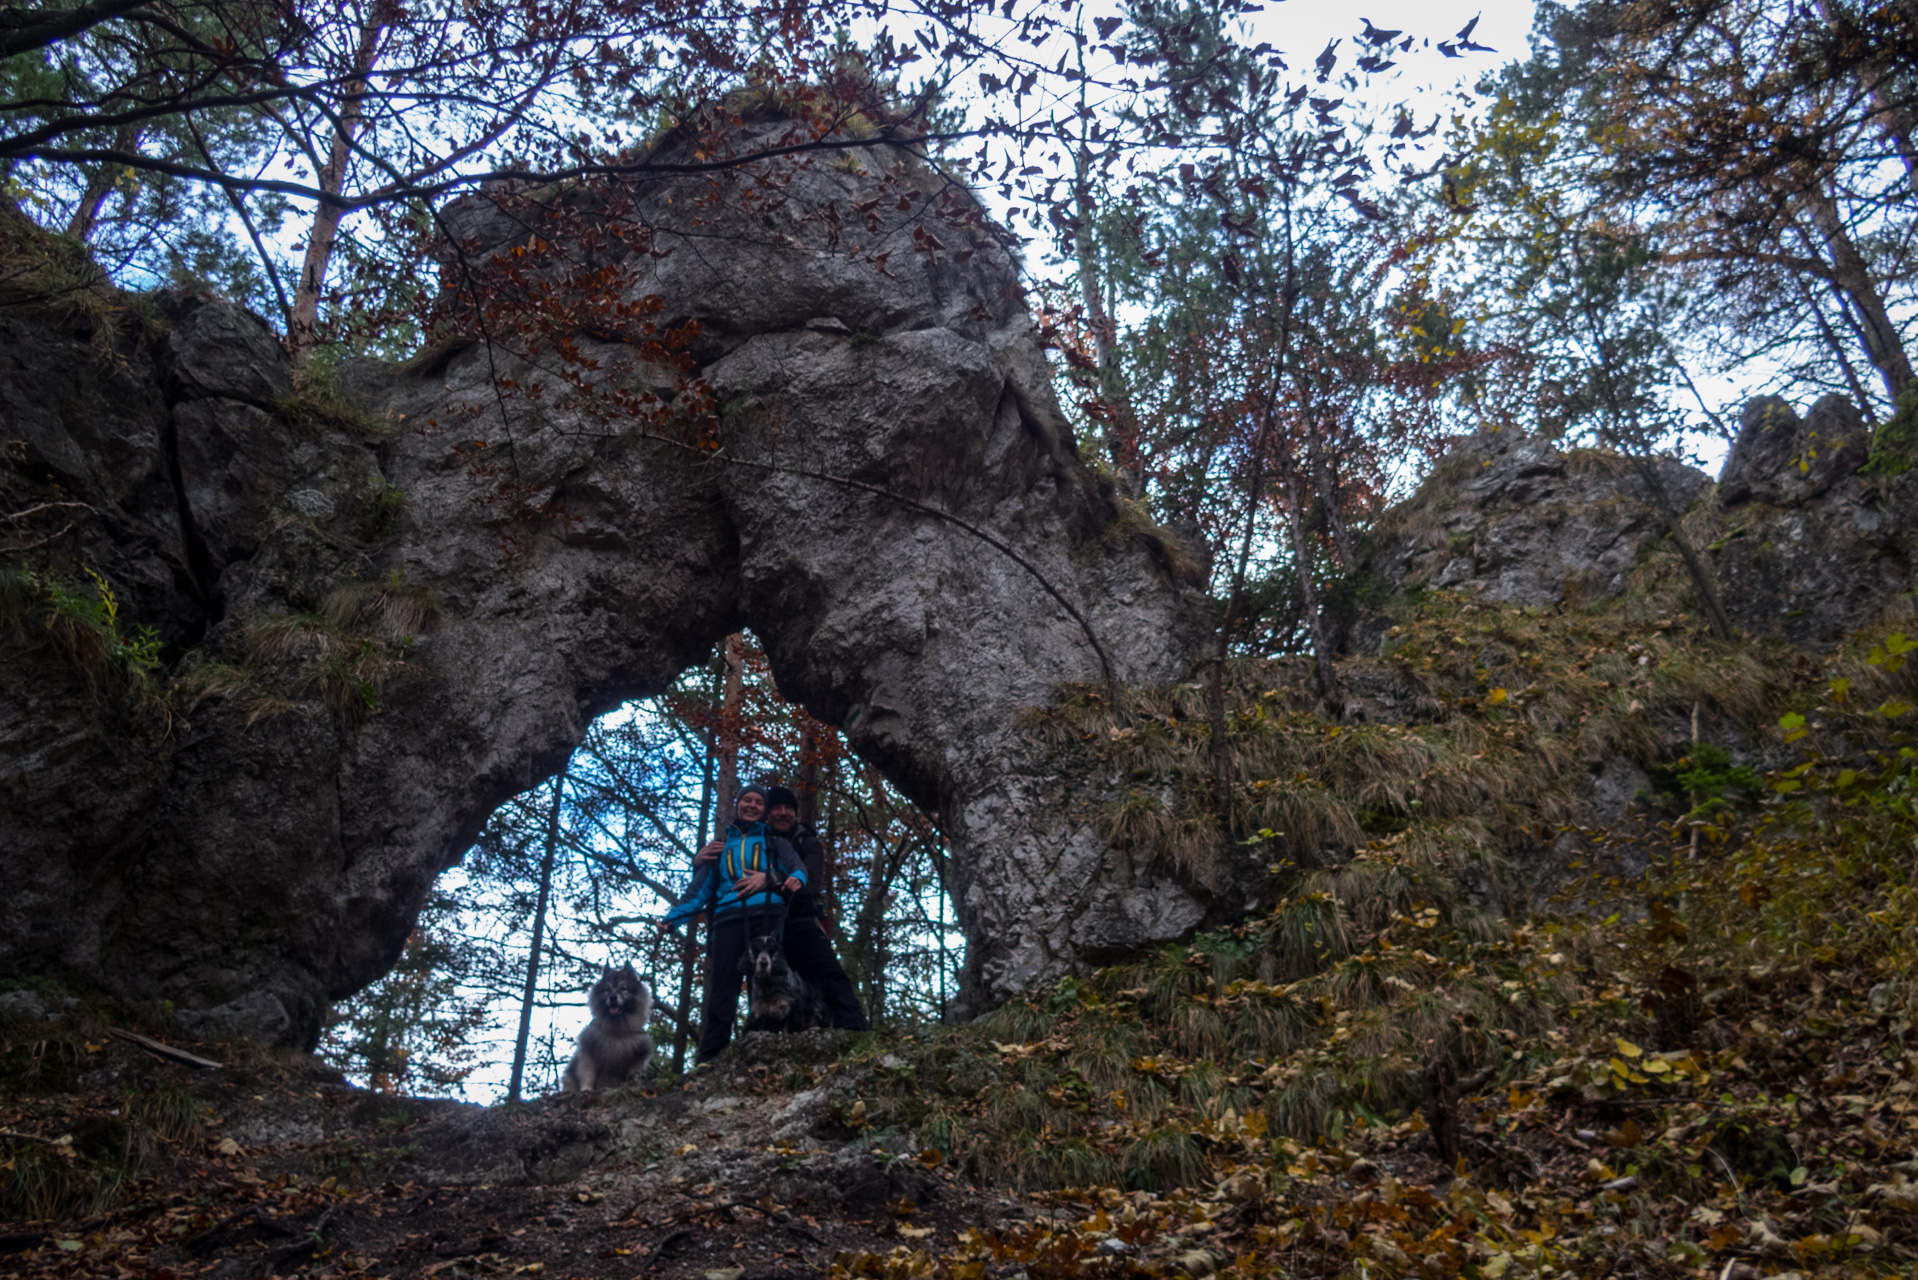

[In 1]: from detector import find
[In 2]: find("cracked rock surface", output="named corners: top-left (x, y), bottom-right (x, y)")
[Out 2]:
top-left (1356, 412), bottom-right (1916, 652)
top-left (1708, 394), bottom-right (1918, 645)
top-left (1357, 431), bottom-right (1711, 616)
top-left (0, 129), bottom-right (1206, 1045)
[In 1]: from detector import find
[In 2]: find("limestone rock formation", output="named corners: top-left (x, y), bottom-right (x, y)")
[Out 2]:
top-left (10, 104), bottom-right (1914, 1052)
top-left (1717, 393), bottom-right (1871, 507)
top-left (0, 124), bottom-right (1208, 1046)
top-left (1357, 429), bottom-right (1711, 615)
top-left (1357, 403), bottom-right (1915, 651)
top-left (1710, 394), bottom-right (1916, 645)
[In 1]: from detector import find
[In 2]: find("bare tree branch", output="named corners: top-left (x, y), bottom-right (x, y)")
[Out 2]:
top-left (0, 0), bottom-right (150, 59)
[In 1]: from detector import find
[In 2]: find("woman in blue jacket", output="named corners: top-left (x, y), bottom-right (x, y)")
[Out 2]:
top-left (657, 784), bottom-right (807, 1063)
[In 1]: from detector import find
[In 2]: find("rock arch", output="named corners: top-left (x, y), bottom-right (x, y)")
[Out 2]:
top-left (0, 124), bottom-right (1208, 1046)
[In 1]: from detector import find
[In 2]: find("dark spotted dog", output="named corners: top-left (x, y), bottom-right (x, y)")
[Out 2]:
top-left (739, 933), bottom-right (826, 1033)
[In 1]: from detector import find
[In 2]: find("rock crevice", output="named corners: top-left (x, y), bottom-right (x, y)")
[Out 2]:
top-left (0, 130), bottom-right (1208, 1044)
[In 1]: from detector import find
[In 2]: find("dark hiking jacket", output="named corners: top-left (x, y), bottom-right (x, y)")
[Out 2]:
top-left (773, 822), bottom-right (829, 920)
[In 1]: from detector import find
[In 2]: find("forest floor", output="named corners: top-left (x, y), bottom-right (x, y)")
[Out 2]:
top-left (7, 929), bottom-right (1918, 1280)
top-left (0, 1004), bottom-right (1721, 1280)
top-left (8, 592), bottom-right (1918, 1280)
top-left (0, 1025), bottom-right (1029, 1280)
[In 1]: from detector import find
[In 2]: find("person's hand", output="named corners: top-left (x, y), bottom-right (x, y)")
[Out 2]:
top-left (696, 840), bottom-right (723, 864)
top-left (735, 870), bottom-right (769, 896)
top-left (782, 876), bottom-right (802, 894)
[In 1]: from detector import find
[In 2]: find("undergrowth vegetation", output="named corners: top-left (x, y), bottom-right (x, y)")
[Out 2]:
top-left (239, 575), bottom-right (439, 723)
top-left (833, 586), bottom-right (1918, 1277)
top-left (0, 556), bottom-right (437, 731)
top-left (274, 359), bottom-right (387, 442)
top-left (0, 204), bottom-right (164, 364)
top-left (0, 998), bottom-right (206, 1224)
top-left (0, 566), bottom-right (165, 703)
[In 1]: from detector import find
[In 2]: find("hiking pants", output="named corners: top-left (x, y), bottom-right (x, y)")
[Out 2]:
top-left (696, 916), bottom-right (753, 1064)
top-left (783, 917), bottom-right (872, 1032)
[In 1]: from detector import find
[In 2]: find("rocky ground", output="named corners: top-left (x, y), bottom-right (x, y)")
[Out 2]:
top-left (0, 1023), bottom-right (1024, 1280)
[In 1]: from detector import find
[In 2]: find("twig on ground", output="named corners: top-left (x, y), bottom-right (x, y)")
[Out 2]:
top-left (265, 1204), bottom-right (337, 1264)
top-left (108, 1026), bottom-right (223, 1070)
top-left (638, 1226), bottom-right (697, 1270)
top-left (0, 1129), bottom-right (70, 1147)
top-left (188, 1203), bottom-right (301, 1253)
top-left (3, 501), bottom-right (95, 524)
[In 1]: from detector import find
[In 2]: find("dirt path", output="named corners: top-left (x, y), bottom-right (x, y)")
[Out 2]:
top-left (1, 1030), bottom-right (1035, 1280)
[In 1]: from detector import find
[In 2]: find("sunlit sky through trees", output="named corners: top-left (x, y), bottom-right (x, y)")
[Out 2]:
top-left (343, 657), bottom-right (966, 1104)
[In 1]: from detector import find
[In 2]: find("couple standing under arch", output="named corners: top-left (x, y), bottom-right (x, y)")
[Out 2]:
top-left (658, 783), bottom-right (870, 1063)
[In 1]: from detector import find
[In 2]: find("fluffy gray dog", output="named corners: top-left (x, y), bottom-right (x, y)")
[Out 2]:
top-left (562, 963), bottom-right (654, 1092)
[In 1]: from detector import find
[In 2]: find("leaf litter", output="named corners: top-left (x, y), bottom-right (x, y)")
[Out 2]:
top-left (4, 589), bottom-right (1918, 1280)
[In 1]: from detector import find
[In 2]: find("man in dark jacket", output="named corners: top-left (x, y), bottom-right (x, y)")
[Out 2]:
top-left (657, 784), bottom-right (809, 1063)
top-left (762, 785), bottom-right (871, 1031)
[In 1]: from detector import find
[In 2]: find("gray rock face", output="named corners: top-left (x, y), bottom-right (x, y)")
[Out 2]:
top-left (1710, 394), bottom-right (1917, 645)
top-left (1358, 430), bottom-right (1710, 613)
top-left (1357, 404), bottom-right (1916, 653)
top-left (0, 125), bottom-right (1207, 1044)
top-left (1717, 396), bottom-right (1802, 508)
top-left (159, 292), bottom-right (293, 408)
top-left (1718, 394), bottom-right (1872, 507)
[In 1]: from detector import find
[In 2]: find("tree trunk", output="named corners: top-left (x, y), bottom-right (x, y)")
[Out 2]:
top-left (1311, 452), bottom-right (1357, 568)
top-left (1072, 67), bottom-right (1143, 495)
top-left (852, 831), bottom-right (908, 1023)
top-left (508, 769), bottom-right (563, 1103)
top-left (1210, 453), bottom-right (1266, 809)
top-left (795, 713), bottom-right (826, 827)
top-left (671, 929), bottom-right (697, 1075)
top-left (1795, 270), bottom-right (1878, 415)
top-left (713, 632), bottom-right (746, 826)
top-left (672, 685), bottom-right (719, 1076)
top-left (823, 761), bottom-right (843, 932)
top-left (1804, 187), bottom-right (1915, 399)
top-left (936, 878), bottom-right (947, 1018)
top-left (1308, 424), bottom-right (1358, 573)
top-left (287, 10), bottom-right (386, 360)
top-left (1206, 629), bottom-right (1234, 811)
top-left (1209, 193), bottom-right (1299, 807)
top-left (1621, 450), bottom-right (1736, 640)
top-left (66, 122), bottom-right (138, 241)
top-left (1210, 408), bottom-right (1277, 809)
top-left (1282, 462), bottom-right (1343, 711)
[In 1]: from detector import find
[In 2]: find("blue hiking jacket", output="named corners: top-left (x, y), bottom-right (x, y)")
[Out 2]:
top-left (662, 821), bottom-right (807, 930)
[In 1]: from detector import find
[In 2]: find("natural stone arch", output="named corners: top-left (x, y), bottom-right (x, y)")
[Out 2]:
top-left (0, 118), bottom-right (1211, 1047)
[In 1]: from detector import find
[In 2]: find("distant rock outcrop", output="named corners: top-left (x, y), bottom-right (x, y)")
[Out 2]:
top-left (1357, 403), bottom-right (1916, 649)
top-left (0, 123), bottom-right (1207, 1046)
top-left (1357, 430), bottom-right (1711, 616)
top-left (1710, 394), bottom-right (1915, 645)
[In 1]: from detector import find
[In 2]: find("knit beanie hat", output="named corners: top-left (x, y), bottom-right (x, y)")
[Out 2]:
top-left (735, 784), bottom-right (769, 811)
top-left (764, 784), bottom-right (800, 811)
